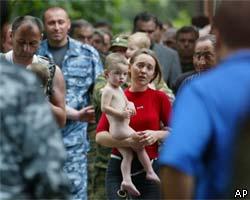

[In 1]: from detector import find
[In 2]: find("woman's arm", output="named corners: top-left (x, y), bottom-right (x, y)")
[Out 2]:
top-left (139, 129), bottom-right (171, 146)
top-left (96, 131), bottom-right (145, 149)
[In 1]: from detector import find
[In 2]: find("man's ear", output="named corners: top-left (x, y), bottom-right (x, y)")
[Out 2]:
top-left (104, 70), bottom-right (109, 78)
top-left (10, 31), bottom-right (13, 41)
top-left (40, 33), bottom-right (43, 41)
top-left (67, 19), bottom-right (71, 32)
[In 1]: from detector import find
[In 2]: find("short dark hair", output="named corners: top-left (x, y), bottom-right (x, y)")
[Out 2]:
top-left (12, 15), bottom-right (43, 34)
top-left (133, 12), bottom-right (158, 33)
top-left (92, 29), bottom-right (105, 44)
top-left (176, 26), bottom-right (199, 40)
top-left (42, 7), bottom-right (68, 23)
top-left (191, 15), bottom-right (210, 29)
top-left (1, 0), bottom-right (8, 28)
top-left (94, 20), bottom-right (112, 30)
top-left (69, 19), bottom-right (93, 37)
top-left (213, 0), bottom-right (250, 48)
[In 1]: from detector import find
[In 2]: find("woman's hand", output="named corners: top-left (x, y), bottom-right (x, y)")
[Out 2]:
top-left (138, 130), bottom-right (159, 146)
top-left (126, 133), bottom-right (145, 150)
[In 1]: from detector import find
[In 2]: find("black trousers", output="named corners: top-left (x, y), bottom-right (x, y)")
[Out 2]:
top-left (105, 155), bottom-right (160, 200)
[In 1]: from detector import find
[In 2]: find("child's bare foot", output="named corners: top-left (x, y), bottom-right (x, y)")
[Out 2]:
top-left (146, 171), bottom-right (161, 184)
top-left (121, 181), bottom-right (141, 196)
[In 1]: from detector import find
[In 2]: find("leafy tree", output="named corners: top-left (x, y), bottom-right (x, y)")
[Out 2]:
top-left (8, 0), bottom-right (197, 34)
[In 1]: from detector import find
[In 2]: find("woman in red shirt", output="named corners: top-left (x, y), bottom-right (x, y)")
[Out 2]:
top-left (96, 48), bottom-right (171, 199)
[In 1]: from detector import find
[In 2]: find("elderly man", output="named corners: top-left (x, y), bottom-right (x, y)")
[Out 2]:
top-left (174, 34), bottom-right (216, 94)
top-left (0, 3), bottom-right (69, 198)
top-left (37, 7), bottom-right (103, 200)
top-left (0, 15), bottom-right (66, 128)
top-left (160, 1), bottom-right (250, 199)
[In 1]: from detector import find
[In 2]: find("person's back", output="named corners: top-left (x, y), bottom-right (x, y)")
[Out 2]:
top-left (160, 51), bottom-right (250, 199)
top-left (0, 60), bottom-right (70, 199)
top-left (230, 114), bottom-right (250, 197)
top-left (180, 51), bottom-right (250, 197)
top-left (159, 1), bottom-right (250, 198)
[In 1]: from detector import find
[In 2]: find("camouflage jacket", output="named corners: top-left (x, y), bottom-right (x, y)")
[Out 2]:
top-left (0, 61), bottom-right (70, 199)
top-left (37, 37), bottom-right (103, 151)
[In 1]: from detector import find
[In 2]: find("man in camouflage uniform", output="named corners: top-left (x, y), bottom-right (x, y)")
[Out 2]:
top-left (38, 7), bottom-right (103, 200)
top-left (0, 60), bottom-right (70, 199)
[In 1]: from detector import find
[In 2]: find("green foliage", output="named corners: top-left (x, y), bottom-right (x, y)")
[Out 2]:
top-left (8, 0), bottom-right (196, 34)
top-left (173, 10), bottom-right (192, 28)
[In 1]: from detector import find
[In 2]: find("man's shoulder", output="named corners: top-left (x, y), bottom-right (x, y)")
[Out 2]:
top-left (69, 37), bottom-right (99, 55)
top-left (37, 40), bottom-right (49, 55)
top-left (39, 39), bottom-right (48, 48)
top-left (153, 43), bottom-right (178, 55)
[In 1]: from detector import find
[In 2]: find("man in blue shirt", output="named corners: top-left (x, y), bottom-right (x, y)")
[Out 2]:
top-left (37, 7), bottom-right (103, 200)
top-left (159, 1), bottom-right (250, 199)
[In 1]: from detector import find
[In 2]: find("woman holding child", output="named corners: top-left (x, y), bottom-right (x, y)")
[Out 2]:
top-left (96, 48), bottom-right (172, 199)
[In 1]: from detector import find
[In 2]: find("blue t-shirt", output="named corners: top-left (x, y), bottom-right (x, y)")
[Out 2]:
top-left (159, 50), bottom-right (250, 199)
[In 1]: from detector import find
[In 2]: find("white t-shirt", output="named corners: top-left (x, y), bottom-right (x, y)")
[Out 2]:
top-left (4, 50), bottom-right (39, 65)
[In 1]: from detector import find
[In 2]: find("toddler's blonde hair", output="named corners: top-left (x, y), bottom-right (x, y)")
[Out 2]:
top-left (128, 32), bottom-right (151, 49)
top-left (105, 53), bottom-right (129, 71)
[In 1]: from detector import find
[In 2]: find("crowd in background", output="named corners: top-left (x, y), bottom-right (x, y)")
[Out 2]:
top-left (1, 0), bottom-right (250, 199)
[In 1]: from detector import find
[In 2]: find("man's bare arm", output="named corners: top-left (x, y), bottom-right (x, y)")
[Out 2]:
top-left (160, 166), bottom-right (194, 199)
top-left (49, 66), bottom-right (66, 128)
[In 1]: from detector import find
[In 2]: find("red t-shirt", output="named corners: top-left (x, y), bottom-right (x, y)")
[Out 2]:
top-left (96, 87), bottom-right (171, 159)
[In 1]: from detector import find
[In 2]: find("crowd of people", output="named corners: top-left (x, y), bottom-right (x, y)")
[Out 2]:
top-left (1, 0), bottom-right (250, 199)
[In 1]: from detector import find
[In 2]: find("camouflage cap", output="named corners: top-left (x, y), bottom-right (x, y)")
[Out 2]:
top-left (110, 34), bottom-right (128, 50)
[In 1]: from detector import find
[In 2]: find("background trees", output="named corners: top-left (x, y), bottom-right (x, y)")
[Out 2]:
top-left (8, 0), bottom-right (198, 33)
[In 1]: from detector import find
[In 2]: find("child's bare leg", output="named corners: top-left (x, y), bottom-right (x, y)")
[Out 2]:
top-left (118, 147), bottom-right (140, 196)
top-left (135, 148), bottom-right (160, 184)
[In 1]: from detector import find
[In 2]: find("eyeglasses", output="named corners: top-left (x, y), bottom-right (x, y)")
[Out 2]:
top-left (194, 51), bottom-right (214, 59)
